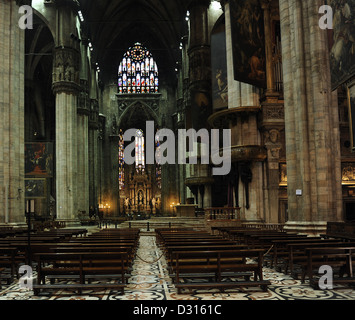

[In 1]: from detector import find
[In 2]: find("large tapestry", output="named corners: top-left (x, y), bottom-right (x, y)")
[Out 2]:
top-left (230, 0), bottom-right (266, 88)
top-left (25, 142), bottom-right (53, 177)
top-left (329, 0), bottom-right (355, 90)
top-left (211, 17), bottom-right (228, 110)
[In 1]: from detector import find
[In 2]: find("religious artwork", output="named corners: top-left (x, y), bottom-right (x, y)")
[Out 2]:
top-left (329, 0), bottom-right (355, 90)
top-left (230, 0), bottom-right (266, 88)
top-left (118, 42), bottom-right (159, 94)
top-left (25, 178), bottom-right (46, 198)
top-left (280, 163), bottom-right (287, 186)
top-left (342, 162), bottom-right (355, 184)
top-left (211, 17), bottom-right (228, 110)
top-left (119, 129), bottom-right (125, 190)
top-left (53, 47), bottom-right (79, 84)
top-left (25, 142), bottom-right (53, 177)
top-left (155, 131), bottom-right (162, 189)
top-left (135, 129), bottom-right (145, 173)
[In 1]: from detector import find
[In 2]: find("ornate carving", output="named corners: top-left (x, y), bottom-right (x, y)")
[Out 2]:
top-left (228, 145), bottom-right (267, 163)
top-left (52, 47), bottom-right (80, 94)
top-left (342, 163), bottom-right (355, 183)
top-left (280, 163), bottom-right (287, 186)
top-left (111, 115), bottom-right (118, 135)
top-left (262, 105), bottom-right (284, 120)
top-left (264, 128), bottom-right (280, 144)
top-left (207, 106), bottom-right (260, 129)
top-left (77, 90), bottom-right (90, 115)
top-left (188, 47), bottom-right (211, 85)
top-left (267, 147), bottom-right (281, 161)
top-left (89, 99), bottom-right (99, 129)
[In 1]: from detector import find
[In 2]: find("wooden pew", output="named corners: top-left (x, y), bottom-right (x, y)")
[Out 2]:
top-left (29, 244), bottom-right (136, 261)
top-left (0, 267), bottom-right (5, 288)
top-left (284, 242), bottom-right (355, 278)
top-left (33, 251), bottom-right (130, 295)
top-left (0, 248), bottom-right (21, 279)
top-left (171, 249), bottom-right (271, 294)
top-left (226, 229), bottom-right (285, 243)
top-left (157, 228), bottom-right (271, 293)
top-left (164, 244), bottom-right (250, 274)
top-left (300, 246), bottom-right (355, 287)
top-left (269, 238), bottom-right (341, 269)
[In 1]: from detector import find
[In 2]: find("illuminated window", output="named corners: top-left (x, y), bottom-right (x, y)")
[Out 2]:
top-left (155, 130), bottom-right (161, 189)
top-left (118, 42), bottom-right (159, 94)
top-left (118, 129), bottom-right (125, 190)
top-left (135, 129), bottom-right (145, 173)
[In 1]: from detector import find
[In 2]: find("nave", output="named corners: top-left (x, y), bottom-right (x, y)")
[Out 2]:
top-left (1, 225), bottom-right (355, 301)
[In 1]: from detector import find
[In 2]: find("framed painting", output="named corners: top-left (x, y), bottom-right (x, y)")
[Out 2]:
top-left (211, 16), bottom-right (228, 110)
top-left (25, 142), bottom-right (53, 177)
top-left (25, 178), bottom-right (46, 199)
top-left (328, 0), bottom-right (355, 90)
top-left (230, 0), bottom-right (266, 88)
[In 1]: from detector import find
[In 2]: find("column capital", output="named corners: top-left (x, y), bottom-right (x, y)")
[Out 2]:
top-left (52, 47), bottom-right (81, 94)
top-left (77, 90), bottom-right (90, 116)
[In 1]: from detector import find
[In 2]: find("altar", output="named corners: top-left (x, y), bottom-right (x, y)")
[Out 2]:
top-left (174, 204), bottom-right (197, 217)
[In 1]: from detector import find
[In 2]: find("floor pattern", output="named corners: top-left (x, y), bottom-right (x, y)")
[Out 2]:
top-left (1, 235), bottom-right (355, 300)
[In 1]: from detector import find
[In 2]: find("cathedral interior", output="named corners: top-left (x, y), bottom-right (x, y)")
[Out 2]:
top-left (1, 0), bottom-right (355, 302)
top-left (2, 0), bottom-right (353, 233)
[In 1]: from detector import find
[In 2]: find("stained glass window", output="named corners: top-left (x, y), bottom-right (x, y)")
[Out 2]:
top-left (135, 129), bottom-right (145, 173)
top-left (118, 42), bottom-right (159, 94)
top-left (118, 129), bottom-right (125, 190)
top-left (155, 130), bottom-right (162, 189)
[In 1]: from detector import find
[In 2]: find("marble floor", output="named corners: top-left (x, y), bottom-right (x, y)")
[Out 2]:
top-left (1, 233), bottom-right (355, 301)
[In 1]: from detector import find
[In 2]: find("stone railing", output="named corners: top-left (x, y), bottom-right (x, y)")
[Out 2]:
top-left (204, 207), bottom-right (241, 220)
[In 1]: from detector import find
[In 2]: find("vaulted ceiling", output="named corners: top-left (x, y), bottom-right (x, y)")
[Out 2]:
top-left (78, 0), bottom-right (191, 83)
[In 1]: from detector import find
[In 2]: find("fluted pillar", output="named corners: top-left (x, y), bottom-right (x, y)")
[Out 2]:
top-left (187, 0), bottom-right (212, 130)
top-left (76, 38), bottom-right (90, 216)
top-left (52, 0), bottom-right (81, 221)
top-left (89, 65), bottom-right (99, 209)
top-left (0, 0), bottom-right (26, 225)
top-left (280, 0), bottom-right (342, 233)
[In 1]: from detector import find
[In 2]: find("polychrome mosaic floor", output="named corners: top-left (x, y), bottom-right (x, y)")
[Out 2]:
top-left (1, 234), bottom-right (355, 301)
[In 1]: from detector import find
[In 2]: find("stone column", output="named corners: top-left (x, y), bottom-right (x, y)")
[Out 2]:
top-left (264, 130), bottom-right (282, 223)
top-left (0, 0), bottom-right (26, 225)
top-left (187, 0), bottom-right (211, 130)
top-left (89, 66), bottom-right (99, 209)
top-left (77, 90), bottom-right (89, 216)
top-left (88, 99), bottom-right (99, 209)
top-left (76, 38), bottom-right (90, 216)
top-left (52, 0), bottom-right (81, 221)
top-left (185, 0), bottom-right (214, 209)
top-left (221, 0), bottom-right (265, 222)
top-left (279, 0), bottom-right (342, 233)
